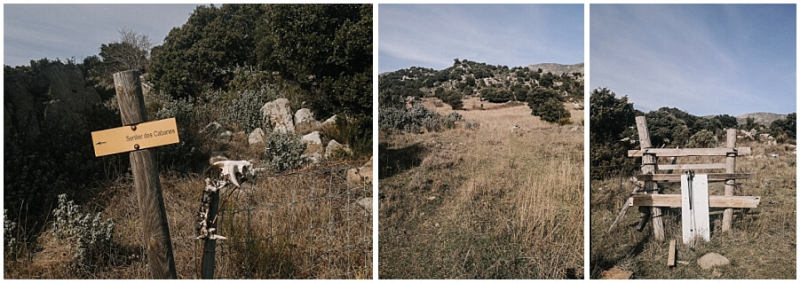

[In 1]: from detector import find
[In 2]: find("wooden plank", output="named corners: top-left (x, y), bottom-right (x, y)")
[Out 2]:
top-left (114, 71), bottom-right (177, 279)
top-left (668, 240), bottom-right (676, 267)
top-left (636, 116), bottom-right (664, 242)
top-left (628, 194), bottom-right (761, 208)
top-left (723, 129), bottom-right (736, 232)
top-left (635, 173), bottom-right (752, 182)
top-left (658, 163), bottom-right (726, 171)
top-left (681, 174), bottom-right (710, 244)
top-left (628, 147), bottom-right (751, 157)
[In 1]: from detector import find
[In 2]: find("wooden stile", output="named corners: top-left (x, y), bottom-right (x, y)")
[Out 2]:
top-left (635, 116), bottom-right (665, 242)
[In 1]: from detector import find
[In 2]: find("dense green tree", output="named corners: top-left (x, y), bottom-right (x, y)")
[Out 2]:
top-left (770, 112), bottom-right (796, 140)
top-left (256, 4), bottom-right (372, 118)
top-left (590, 88), bottom-right (638, 179)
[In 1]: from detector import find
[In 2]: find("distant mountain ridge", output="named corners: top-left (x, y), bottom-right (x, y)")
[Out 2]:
top-left (736, 112), bottom-right (788, 126)
top-left (527, 63), bottom-right (584, 75)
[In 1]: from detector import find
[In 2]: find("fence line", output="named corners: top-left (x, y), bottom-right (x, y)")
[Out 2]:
top-left (193, 166), bottom-right (371, 279)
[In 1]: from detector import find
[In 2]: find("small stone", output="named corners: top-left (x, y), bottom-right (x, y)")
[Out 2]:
top-left (697, 252), bottom-right (730, 270)
top-left (599, 267), bottom-right (632, 279)
top-left (248, 128), bottom-right (265, 145)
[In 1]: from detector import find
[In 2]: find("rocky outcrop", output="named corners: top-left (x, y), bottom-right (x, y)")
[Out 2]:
top-left (347, 156), bottom-right (373, 186)
top-left (5, 63), bottom-right (101, 143)
top-left (294, 108), bottom-right (320, 135)
top-left (261, 98), bottom-right (294, 134)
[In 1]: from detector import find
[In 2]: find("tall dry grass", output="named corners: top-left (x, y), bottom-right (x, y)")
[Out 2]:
top-left (5, 165), bottom-right (372, 279)
top-left (590, 141), bottom-right (796, 279)
top-left (379, 98), bottom-right (583, 278)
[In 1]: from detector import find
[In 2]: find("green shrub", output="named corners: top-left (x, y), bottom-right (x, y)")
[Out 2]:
top-left (263, 133), bottom-right (307, 173)
top-left (51, 194), bottom-right (115, 271)
top-left (326, 114), bottom-right (372, 158)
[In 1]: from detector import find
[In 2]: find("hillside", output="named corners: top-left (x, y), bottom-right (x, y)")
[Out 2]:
top-left (527, 63), bottom-right (584, 75)
top-left (379, 59), bottom-right (584, 124)
top-left (736, 112), bottom-right (787, 126)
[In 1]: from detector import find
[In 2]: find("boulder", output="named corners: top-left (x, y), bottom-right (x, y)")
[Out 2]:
top-left (301, 131), bottom-right (324, 155)
top-left (356, 197), bottom-right (372, 215)
top-left (218, 130), bottom-right (233, 142)
top-left (5, 63), bottom-right (101, 143)
top-left (321, 115), bottom-right (337, 130)
top-left (572, 102), bottom-right (584, 110)
top-left (347, 156), bottom-right (373, 186)
top-left (202, 122), bottom-right (224, 135)
top-left (599, 267), bottom-right (632, 279)
top-left (697, 252), bottom-right (730, 270)
top-left (325, 139), bottom-right (351, 158)
top-left (248, 128), bottom-right (265, 145)
top-left (294, 108), bottom-right (321, 135)
top-left (261, 98), bottom-right (294, 134)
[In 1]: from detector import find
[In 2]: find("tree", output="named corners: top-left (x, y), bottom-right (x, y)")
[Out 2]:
top-left (590, 88), bottom-right (638, 179)
top-left (770, 113), bottom-right (796, 140)
top-left (256, 4), bottom-right (372, 118)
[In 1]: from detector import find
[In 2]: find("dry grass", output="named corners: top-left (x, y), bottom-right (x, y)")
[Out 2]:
top-left (379, 98), bottom-right (584, 279)
top-left (4, 154), bottom-right (372, 279)
top-left (590, 141), bottom-right (796, 279)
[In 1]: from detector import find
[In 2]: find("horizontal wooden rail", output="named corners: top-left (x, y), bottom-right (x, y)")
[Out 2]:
top-left (628, 147), bottom-right (751, 157)
top-left (627, 194), bottom-right (761, 208)
top-left (658, 163), bottom-right (726, 171)
top-left (636, 173), bottom-right (752, 182)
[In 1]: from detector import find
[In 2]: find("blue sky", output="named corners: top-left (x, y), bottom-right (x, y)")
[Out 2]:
top-left (4, 4), bottom-right (201, 67)
top-left (379, 4), bottom-right (584, 73)
top-left (591, 4), bottom-right (796, 116)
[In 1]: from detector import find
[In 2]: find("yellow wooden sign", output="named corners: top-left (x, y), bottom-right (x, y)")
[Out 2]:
top-left (91, 118), bottom-right (180, 157)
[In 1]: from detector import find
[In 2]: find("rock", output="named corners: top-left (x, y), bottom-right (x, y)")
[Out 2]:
top-left (599, 267), bottom-right (632, 279)
top-left (248, 128), bottom-right (265, 145)
top-left (294, 108), bottom-right (321, 135)
top-left (301, 131), bottom-right (324, 164)
top-left (697, 252), bottom-right (730, 270)
top-left (321, 115), bottom-right (337, 130)
top-left (261, 98), bottom-right (294, 134)
top-left (572, 102), bottom-right (584, 110)
top-left (218, 130), bottom-right (233, 142)
top-left (346, 156), bottom-right (373, 186)
top-left (202, 122), bottom-right (224, 135)
top-left (325, 139), bottom-right (351, 158)
top-left (303, 152), bottom-right (323, 164)
top-left (356, 197), bottom-right (372, 215)
top-left (5, 63), bottom-right (101, 143)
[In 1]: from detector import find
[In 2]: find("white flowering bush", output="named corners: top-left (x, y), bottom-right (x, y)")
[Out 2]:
top-left (51, 194), bottom-right (115, 270)
top-left (4, 209), bottom-right (18, 259)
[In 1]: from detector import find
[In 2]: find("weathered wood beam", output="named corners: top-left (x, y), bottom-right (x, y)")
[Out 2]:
top-left (658, 163), bottom-right (726, 171)
top-left (635, 173), bottom-right (753, 182)
top-left (627, 194), bottom-right (761, 208)
top-left (628, 147), bottom-right (751, 157)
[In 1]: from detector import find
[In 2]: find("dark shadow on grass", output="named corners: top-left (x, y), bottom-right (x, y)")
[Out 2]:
top-left (378, 143), bottom-right (426, 179)
top-left (590, 228), bottom-right (651, 279)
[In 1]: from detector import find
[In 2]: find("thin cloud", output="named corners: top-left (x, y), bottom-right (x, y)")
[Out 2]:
top-left (591, 4), bottom-right (795, 116)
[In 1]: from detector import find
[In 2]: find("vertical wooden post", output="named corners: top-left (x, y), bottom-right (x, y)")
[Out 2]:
top-left (201, 191), bottom-right (220, 279)
top-left (722, 128), bottom-right (737, 232)
top-left (113, 71), bottom-right (178, 279)
top-left (635, 116), bottom-right (665, 242)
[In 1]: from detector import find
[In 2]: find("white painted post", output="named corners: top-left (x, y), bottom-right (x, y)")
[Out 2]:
top-left (681, 174), bottom-right (710, 244)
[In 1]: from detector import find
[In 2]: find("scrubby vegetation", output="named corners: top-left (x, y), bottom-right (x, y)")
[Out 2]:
top-left (378, 60), bottom-right (585, 278)
top-left (379, 59), bottom-right (583, 127)
top-left (4, 4), bottom-right (372, 279)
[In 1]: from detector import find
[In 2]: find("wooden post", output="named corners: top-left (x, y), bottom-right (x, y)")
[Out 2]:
top-left (667, 240), bottom-right (676, 267)
top-left (201, 191), bottom-right (220, 279)
top-left (113, 71), bottom-right (178, 279)
top-left (722, 128), bottom-right (736, 232)
top-left (635, 116), bottom-right (665, 242)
